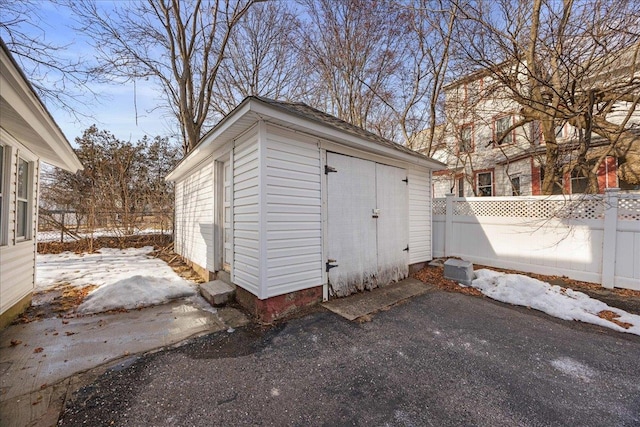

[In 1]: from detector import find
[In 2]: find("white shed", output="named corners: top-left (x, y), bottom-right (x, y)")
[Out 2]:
top-left (166, 97), bottom-right (444, 321)
top-left (0, 40), bottom-right (83, 328)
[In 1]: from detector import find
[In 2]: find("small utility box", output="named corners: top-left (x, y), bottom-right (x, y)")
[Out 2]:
top-left (444, 259), bottom-right (475, 286)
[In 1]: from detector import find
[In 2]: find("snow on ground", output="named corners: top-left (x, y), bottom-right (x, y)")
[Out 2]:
top-left (469, 269), bottom-right (640, 336)
top-left (37, 247), bottom-right (196, 314)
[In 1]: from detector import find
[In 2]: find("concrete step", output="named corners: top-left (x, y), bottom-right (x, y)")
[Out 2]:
top-left (200, 280), bottom-right (235, 307)
top-left (216, 270), bottom-right (233, 286)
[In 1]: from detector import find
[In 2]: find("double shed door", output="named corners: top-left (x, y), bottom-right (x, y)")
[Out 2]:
top-left (326, 152), bottom-right (409, 297)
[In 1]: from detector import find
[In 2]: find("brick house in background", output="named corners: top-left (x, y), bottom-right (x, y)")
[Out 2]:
top-left (431, 67), bottom-right (640, 198)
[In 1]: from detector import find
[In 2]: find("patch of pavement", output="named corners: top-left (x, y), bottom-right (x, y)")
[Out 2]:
top-left (322, 278), bottom-right (435, 320)
top-left (0, 298), bottom-right (248, 427)
top-left (57, 291), bottom-right (640, 426)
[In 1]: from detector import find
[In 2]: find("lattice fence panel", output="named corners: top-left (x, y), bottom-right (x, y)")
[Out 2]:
top-left (618, 195), bottom-right (640, 221)
top-left (452, 198), bottom-right (605, 219)
top-left (432, 199), bottom-right (446, 215)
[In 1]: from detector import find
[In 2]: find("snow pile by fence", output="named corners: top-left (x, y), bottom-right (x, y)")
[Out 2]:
top-left (469, 269), bottom-right (640, 336)
top-left (433, 190), bottom-right (640, 290)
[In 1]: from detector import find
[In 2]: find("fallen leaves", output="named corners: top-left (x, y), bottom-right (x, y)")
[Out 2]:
top-left (33, 347), bottom-right (44, 354)
top-left (413, 266), bottom-right (483, 297)
top-left (10, 339), bottom-right (22, 347)
top-left (598, 310), bottom-right (633, 329)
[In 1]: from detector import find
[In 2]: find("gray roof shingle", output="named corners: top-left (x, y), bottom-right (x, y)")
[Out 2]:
top-left (251, 96), bottom-right (429, 160)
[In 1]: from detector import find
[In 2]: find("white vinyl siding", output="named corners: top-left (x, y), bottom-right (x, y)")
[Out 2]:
top-left (264, 126), bottom-right (323, 298)
top-left (408, 166), bottom-right (432, 263)
top-left (233, 130), bottom-right (260, 296)
top-left (174, 158), bottom-right (214, 272)
top-left (0, 139), bottom-right (39, 316)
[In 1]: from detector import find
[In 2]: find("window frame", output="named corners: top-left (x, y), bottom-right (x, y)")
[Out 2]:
top-left (510, 175), bottom-right (521, 196)
top-left (475, 169), bottom-right (494, 197)
top-left (456, 174), bottom-right (465, 197)
top-left (15, 154), bottom-right (35, 242)
top-left (570, 168), bottom-right (589, 194)
top-left (493, 114), bottom-right (515, 146)
top-left (458, 123), bottom-right (474, 153)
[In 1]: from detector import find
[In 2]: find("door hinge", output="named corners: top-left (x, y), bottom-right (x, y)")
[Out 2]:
top-left (402, 177), bottom-right (408, 184)
top-left (325, 165), bottom-right (337, 174)
top-left (326, 259), bottom-right (339, 272)
top-left (403, 245), bottom-right (409, 252)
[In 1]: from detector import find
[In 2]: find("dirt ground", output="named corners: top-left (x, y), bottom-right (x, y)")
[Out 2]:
top-left (413, 260), bottom-right (640, 316)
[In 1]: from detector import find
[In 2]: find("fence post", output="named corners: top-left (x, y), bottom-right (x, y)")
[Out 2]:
top-left (60, 211), bottom-right (65, 243)
top-left (601, 188), bottom-right (619, 289)
top-left (444, 193), bottom-right (454, 257)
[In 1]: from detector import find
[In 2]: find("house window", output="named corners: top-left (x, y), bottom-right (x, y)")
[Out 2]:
top-left (555, 123), bottom-right (565, 139)
top-left (494, 115), bottom-right (514, 145)
top-left (570, 169), bottom-right (588, 194)
top-left (459, 125), bottom-right (473, 153)
top-left (510, 176), bottom-right (521, 196)
top-left (476, 171), bottom-right (493, 196)
top-left (457, 176), bottom-right (464, 197)
top-left (17, 157), bottom-right (32, 240)
top-left (540, 166), bottom-right (564, 195)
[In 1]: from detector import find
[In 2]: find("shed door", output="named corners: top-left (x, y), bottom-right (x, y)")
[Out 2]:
top-left (326, 152), bottom-right (409, 297)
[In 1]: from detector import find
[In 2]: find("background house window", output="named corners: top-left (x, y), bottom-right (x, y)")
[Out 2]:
top-left (17, 157), bottom-right (31, 239)
top-left (476, 171), bottom-right (493, 196)
top-left (459, 125), bottom-right (473, 152)
top-left (457, 176), bottom-right (464, 197)
top-left (495, 115), bottom-right (514, 145)
top-left (510, 176), bottom-right (521, 196)
top-left (570, 169), bottom-right (588, 194)
top-left (540, 166), bottom-right (564, 195)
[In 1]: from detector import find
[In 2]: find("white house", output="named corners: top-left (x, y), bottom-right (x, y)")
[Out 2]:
top-left (0, 40), bottom-right (83, 328)
top-left (166, 97), bottom-right (445, 322)
top-left (432, 60), bottom-right (640, 198)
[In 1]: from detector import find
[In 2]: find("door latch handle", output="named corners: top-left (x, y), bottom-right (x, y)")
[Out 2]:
top-left (372, 208), bottom-right (380, 218)
top-left (326, 260), bottom-right (338, 272)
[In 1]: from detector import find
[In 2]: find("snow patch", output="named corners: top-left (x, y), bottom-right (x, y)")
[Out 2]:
top-left (77, 275), bottom-right (195, 314)
top-left (551, 357), bottom-right (596, 382)
top-left (37, 246), bottom-right (199, 314)
top-left (469, 269), bottom-right (640, 336)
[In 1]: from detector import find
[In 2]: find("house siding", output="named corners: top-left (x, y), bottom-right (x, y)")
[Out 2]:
top-left (264, 125), bottom-right (323, 298)
top-left (174, 157), bottom-right (214, 272)
top-left (233, 129), bottom-right (260, 296)
top-left (0, 139), bottom-right (39, 316)
top-left (408, 166), bottom-right (432, 264)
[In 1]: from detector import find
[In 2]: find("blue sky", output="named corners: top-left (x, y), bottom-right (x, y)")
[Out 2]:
top-left (2, 1), bottom-right (175, 145)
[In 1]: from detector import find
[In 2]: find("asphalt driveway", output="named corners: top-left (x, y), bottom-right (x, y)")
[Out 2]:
top-left (59, 290), bottom-right (640, 426)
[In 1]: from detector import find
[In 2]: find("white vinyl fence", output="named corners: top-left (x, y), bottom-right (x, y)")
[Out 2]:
top-left (432, 189), bottom-right (640, 290)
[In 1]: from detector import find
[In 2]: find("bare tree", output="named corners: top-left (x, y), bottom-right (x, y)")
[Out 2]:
top-left (210, 1), bottom-right (307, 114)
top-left (452, 0), bottom-right (640, 193)
top-left (71, 0), bottom-right (257, 154)
top-left (297, 0), bottom-right (404, 136)
top-left (0, 1), bottom-right (100, 117)
top-left (389, 0), bottom-right (459, 153)
top-left (42, 126), bottom-right (180, 238)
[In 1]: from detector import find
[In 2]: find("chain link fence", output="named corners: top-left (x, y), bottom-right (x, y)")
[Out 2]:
top-left (38, 208), bottom-right (173, 243)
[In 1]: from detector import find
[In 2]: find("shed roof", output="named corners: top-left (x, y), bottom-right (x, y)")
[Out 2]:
top-left (167, 96), bottom-right (445, 181)
top-left (0, 39), bottom-right (83, 172)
